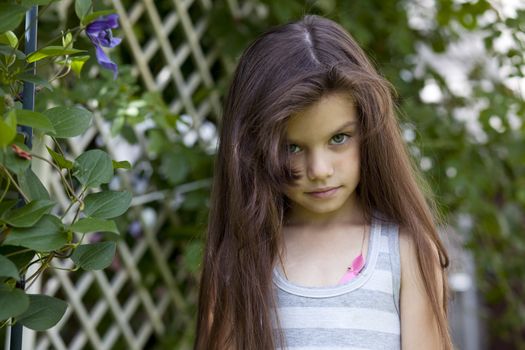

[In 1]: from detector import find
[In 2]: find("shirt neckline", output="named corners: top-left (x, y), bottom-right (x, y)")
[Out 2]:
top-left (272, 212), bottom-right (382, 298)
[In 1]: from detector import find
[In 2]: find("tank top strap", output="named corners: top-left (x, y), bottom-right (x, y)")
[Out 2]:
top-left (389, 221), bottom-right (401, 314)
top-left (374, 211), bottom-right (401, 315)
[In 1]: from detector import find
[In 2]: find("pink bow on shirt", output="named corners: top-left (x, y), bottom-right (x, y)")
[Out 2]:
top-left (338, 253), bottom-right (365, 285)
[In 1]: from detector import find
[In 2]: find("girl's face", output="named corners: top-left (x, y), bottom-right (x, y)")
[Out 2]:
top-left (283, 92), bottom-right (361, 224)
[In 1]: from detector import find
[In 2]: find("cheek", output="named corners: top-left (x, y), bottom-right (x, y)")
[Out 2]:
top-left (283, 186), bottom-right (298, 201)
top-left (338, 147), bottom-right (359, 162)
top-left (283, 177), bottom-right (301, 194)
top-left (338, 149), bottom-right (360, 176)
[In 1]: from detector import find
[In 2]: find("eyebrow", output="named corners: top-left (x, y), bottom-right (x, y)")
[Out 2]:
top-left (332, 120), bottom-right (358, 134)
top-left (287, 120), bottom-right (358, 143)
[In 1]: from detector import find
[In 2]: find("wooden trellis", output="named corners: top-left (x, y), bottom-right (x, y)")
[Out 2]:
top-left (111, 0), bottom-right (223, 125)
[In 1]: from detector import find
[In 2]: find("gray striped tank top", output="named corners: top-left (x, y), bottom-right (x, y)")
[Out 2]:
top-left (271, 212), bottom-right (401, 349)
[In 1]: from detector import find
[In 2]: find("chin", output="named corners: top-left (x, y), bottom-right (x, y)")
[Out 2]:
top-left (303, 201), bottom-right (345, 214)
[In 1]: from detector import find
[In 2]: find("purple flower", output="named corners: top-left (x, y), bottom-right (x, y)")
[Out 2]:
top-left (86, 14), bottom-right (122, 79)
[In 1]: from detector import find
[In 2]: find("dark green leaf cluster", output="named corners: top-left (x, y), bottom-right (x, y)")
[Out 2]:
top-left (0, 0), bottom-right (130, 332)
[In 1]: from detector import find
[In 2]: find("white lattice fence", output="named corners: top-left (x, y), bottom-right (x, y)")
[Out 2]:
top-left (13, 0), bottom-right (238, 349)
top-left (111, 0), bottom-right (223, 124)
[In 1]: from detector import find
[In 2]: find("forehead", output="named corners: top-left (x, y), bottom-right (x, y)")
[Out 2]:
top-left (285, 93), bottom-right (358, 142)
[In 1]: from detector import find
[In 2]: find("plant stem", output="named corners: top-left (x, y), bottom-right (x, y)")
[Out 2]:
top-left (24, 252), bottom-right (54, 290)
top-left (49, 64), bottom-right (72, 83)
top-left (4, 248), bottom-right (33, 258)
top-left (52, 136), bottom-right (66, 155)
top-left (35, 25), bottom-right (83, 53)
top-left (71, 187), bottom-right (87, 223)
top-left (21, 252), bottom-right (47, 273)
top-left (51, 137), bottom-right (75, 188)
top-left (77, 232), bottom-right (87, 246)
top-left (49, 264), bottom-right (77, 272)
top-left (0, 175), bottom-right (11, 203)
top-left (61, 200), bottom-right (76, 220)
top-left (0, 166), bottom-right (29, 203)
top-left (30, 153), bottom-right (83, 205)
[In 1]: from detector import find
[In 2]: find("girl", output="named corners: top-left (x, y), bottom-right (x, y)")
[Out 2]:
top-left (195, 15), bottom-right (453, 350)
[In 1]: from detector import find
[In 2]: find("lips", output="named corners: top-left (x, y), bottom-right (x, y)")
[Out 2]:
top-left (307, 186), bottom-right (340, 194)
top-left (306, 186), bottom-right (341, 199)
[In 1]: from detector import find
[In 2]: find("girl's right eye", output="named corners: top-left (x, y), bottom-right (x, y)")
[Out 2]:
top-left (288, 144), bottom-right (301, 154)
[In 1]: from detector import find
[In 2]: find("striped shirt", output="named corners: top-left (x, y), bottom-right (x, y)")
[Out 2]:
top-left (272, 212), bottom-right (401, 349)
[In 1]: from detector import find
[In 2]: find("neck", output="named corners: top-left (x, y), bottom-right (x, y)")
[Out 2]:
top-left (284, 197), bottom-right (365, 229)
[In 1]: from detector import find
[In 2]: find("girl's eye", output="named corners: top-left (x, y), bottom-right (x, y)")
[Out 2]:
top-left (287, 134), bottom-right (350, 153)
top-left (288, 144), bottom-right (301, 154)
top-left (330, 133), bottom-right (350, 145)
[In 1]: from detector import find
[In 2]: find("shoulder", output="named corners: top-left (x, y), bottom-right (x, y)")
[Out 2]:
top-left (398, 226), bottom-right (442, 292)
top-left (398, 225), bottom-right (444, 349)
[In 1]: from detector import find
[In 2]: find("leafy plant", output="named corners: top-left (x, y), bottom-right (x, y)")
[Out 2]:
top-left (0, 0), bottom-right (130, 332)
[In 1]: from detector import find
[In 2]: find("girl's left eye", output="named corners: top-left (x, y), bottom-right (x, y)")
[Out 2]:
top-left (330, 133), bottom-right (350, 145)
top-left (288, 144), bottom-right (301, 154)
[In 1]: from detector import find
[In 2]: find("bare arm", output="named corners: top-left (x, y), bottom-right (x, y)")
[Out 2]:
top-left (399, 227), bottom-right (444, 349)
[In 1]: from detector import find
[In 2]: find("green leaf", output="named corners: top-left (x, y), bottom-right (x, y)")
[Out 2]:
top-left (0, 199), bottom-right (17, 217)
top-left (4, 214), bottom-right (67, 251)
top-left (160, 152), bottom-right (189, 185)
top-left (0, 254), bottom-right (19, 279)
top-left (0, 246), bottom-right (35, 272)
top-left (70, 55), bottom-right (89, 77)
top-left (71, 241), bottom-right (116, 270)
top-left (0, 4), bottom-right (28, 34)
top-left (73, 150), bottom-right (113, 188)
top-left (46, 146), bottom-right (73, 169)
top-left (42, 106), bottom-right (92, 138)
top-left (21, 0), bottom-right (54, 5)
top-left (81, 10), bottom-right (116, 26)
top-left (18, 167), bottom-right (51, 201)
top-left (0, 110), bottom-right (17, 147)
top-left (183, 241), bottom-right (203, 274)
top-left (15, 109), bottom-right (55, 132)
top-left (83, 191), bottom-right (132, 219)
top-left (70, 217), bottom-right (119, 234)
top-left (62, 32), bottom-right (73, 49)
top-left (15, 72), bottom-right (53, 91)
top-left (3, 142), bottom-right (31, 175)
top-left (0, 31), bottom-right (18, 48)
top-left (0, 44), bottom-right (25, 60)
top-left (181, 191), bottom-right (207, 211)
top-left (0, 288), bottom-right (29, 321)
top-left (3, 199), bottom-right (55, 228)
top-left (26, 46), bottom-right (87, 63)
top-left (16, 294), bottom-right (67, 331)
top-left (112, 160), bottom-right (131, 169)
top-left (75, 0), bottom-right (92, 20)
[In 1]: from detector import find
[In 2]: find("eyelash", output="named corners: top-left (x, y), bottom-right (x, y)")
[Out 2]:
top-left (288, 133), bottom-right (351, 154)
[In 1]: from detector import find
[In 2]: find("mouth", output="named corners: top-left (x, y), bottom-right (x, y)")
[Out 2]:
top-left (306, 186), bottom-right (341, 198)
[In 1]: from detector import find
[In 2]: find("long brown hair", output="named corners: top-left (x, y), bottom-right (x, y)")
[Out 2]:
top-left (195, 15), bottom-right (452, 349)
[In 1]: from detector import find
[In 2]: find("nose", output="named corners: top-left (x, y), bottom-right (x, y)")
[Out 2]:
top-left (306, 149), bottom-right (334, 181)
